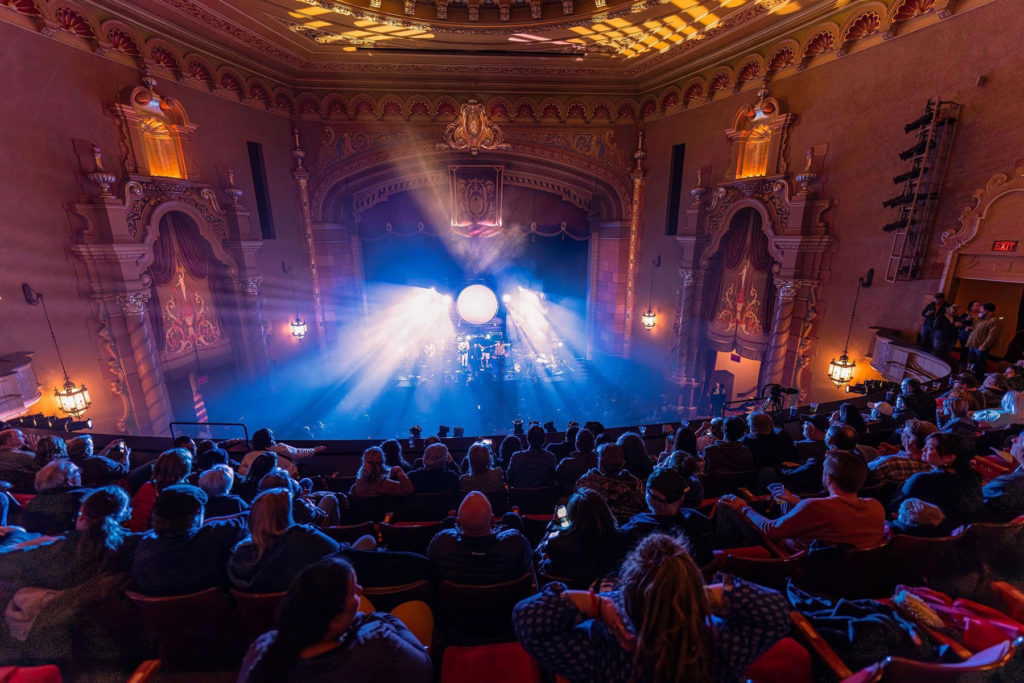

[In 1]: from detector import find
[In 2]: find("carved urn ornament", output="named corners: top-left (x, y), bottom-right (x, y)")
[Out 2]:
top-left (439, 100), bottom-right (510, 155)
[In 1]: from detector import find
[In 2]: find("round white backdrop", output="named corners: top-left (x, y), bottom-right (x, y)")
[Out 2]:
top-left (456, 284), bottom-right (499, 326)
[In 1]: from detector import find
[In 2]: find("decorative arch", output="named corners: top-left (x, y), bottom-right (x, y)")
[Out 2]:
top-left (100, 21), bottom-right (142, 58)
top-left (707, 69), bottom-right (733, 98)
top-left (184, 55), bottom-right (214, 86)
top-left (839, 4), bottom-right (887, 48)
top-left (659, 87), bottom-right (681, 111)
top-left (890, 0), bottom-right (935, 26)
top-left (53, 5), bottom-right (96, 39)
top-left (613, 100), bottom-right (636, 121)
top-left (682, 78), bottom-right (706, 107)
top-left (484, 97), bottom-right (513, 122)
top-left (246, 79), bottom-right (271, 108)
top-left (765, 41), bottom-right (798, 73)
top-left (146, 41), bottom-right (181, 72)
top-left (216, 68), bottom-right (245, 99)
top-left (272, 89), bottom-right (295, 114)
top-left (538, 97), bottom-right (564, 121)
top-left (590, 99), bottom-right (613, 122)
top-left (800, 25), bottom-right (839, 61)
top-left (734, 56), bottom-right (764, 87)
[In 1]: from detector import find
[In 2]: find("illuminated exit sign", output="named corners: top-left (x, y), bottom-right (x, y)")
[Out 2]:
top-left (992, 240), bottom-right (1018, 252)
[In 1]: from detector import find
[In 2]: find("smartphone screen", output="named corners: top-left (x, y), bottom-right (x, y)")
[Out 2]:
top-left (555, 505), bottom-right (570, 529)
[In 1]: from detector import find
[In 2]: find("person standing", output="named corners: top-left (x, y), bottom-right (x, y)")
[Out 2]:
top-left (967, 303), bottom-right (1003, 380)
top-left (919, 293), bottom-right (945, 348)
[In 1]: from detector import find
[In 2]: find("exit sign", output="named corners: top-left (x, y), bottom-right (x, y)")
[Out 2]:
top-left (993, 240), bottom-right (1018, 252)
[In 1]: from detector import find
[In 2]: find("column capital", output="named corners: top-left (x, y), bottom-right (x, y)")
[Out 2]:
top-left (115, 290), bottom-right (151, 316)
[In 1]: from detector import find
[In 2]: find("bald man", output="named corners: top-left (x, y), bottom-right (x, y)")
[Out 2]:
top-left (427, 491), bottom-right (532, 584)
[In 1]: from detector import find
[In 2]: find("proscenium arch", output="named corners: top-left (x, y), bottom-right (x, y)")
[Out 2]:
top-left (313, 143), bottom-right (630, 227)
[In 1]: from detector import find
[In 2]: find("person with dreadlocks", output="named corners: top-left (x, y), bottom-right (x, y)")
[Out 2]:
top-left (513, 533), bottom-right (789, 683)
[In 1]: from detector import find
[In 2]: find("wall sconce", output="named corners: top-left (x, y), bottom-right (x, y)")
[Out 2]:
top-left (23, 284), bottom-right (92, 418)
top-left (282, 261), bottom-right (307, 340)
top-left (641, 255), bottom-right (661, 331)
top-left (827, 269), bottom-right (873, 388)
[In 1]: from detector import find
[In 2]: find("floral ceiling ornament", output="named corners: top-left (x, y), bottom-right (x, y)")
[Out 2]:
top-left (437, 100), bottom-right (510, 155)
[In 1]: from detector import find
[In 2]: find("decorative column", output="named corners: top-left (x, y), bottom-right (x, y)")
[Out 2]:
top-left (114, 291), bottom-right (173, 436)
top-left (761, 279), bottom-right (800, 386)
top-left (242, 277), bottom-right (272, 384)
top-left (291, 127), bottom-right (327, 352)
top-left (622, 130), bottom-right (647, 358)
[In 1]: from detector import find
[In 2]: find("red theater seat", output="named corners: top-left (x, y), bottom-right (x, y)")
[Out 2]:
top-left (441, 642), bottom-right (542, 683)
top-left (0, 666), bottom-right (62, 683)
top-left (745, 637), bottom-right (813, 683)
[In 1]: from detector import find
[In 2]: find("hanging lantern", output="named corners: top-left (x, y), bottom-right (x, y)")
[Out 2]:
top-left (827, 354), bottom-right (856, 388)
top-left (55, 378), bottom-right (91, 418)
top-left (641, 308), bottom-right (656, 330)
top-left (290, 317), bottom-right (308, 340)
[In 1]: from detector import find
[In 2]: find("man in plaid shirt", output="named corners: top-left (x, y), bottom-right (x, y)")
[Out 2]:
top-left (867, 419), bottom-right (937, 486)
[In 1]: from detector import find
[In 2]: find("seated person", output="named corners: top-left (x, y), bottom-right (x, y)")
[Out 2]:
top-left (238, 557), bottom-right (432, 683)
top-left (234, 452), bottom-right (278, 503)
top-left (67, 435), bottom-right (129, 487)
top-left (239, 427), bottom-right (325, 478)
top-left (946, 373), bottom-right (986, 412)
top-left (700, 417), bottom-right (754, 474)
top-left (900, 378), bottom-right (936, 423)
top-left (407, 443), bottom-right (460, 494)
top-left (259, 468), bottom-right (341, 528)
top-left (32, 435), bottom-right (68, 471)
top-left (793, 414), bottom-right (829, 463)
top-left (616, 432), bottom-right (653, 481)
top-left (427, 491), bottom-right (532, 584)
top-left (974, 375), bottom-right (1024, 429)
top-left (131, 484), bottom-right (248, 596)
top-left (779, 423), bottom-right (857, 493)
top-left (939, 394), bottom-right (981, 437)
top-left (506, 425), bottom-right (556, 489)
top-left (0, 428), bottom-right (35, 471)
top-left (514, 533), bottom-right (790, 683)
top-left (20, 459), bottom-right (88, 535)
top-left (548, 425), bottom-right (580, 463)
top-left (695, 418), bottom-right (724, 452)
top-left (458, 442), bottom-right (505, 494)
top-left (658, 451), bottom-right (704, 507)
top-left (350, 446), bottom-right (414, 497)
top-left (537, 488), bottom-right (629, 584)
top-left (720, 450), bottom-right (886, 550)
top-left (575, 444), bottom-right (645, 519)
top-left (228, 488), bottom-right (339, 593)
top-left (198, 465), bottom-right (249, 518)
top-left (496, 435), bottom-right (522, 471)
top-left (981, 431), bottom-right (1024, 523)
top-left (128, 448), bottom-right (192, 532)
top-left (380, 439), bottom-right (412, 472)
top-left (890, 498), bottom-right (948, 538)
top-left (621, 468), bottom-right (712, 566)
top-left (0, 486), bottom-right (135, 590)
top-left (555, 429), bottom-right (598, 497)
top-left (864, 401), bottom-right (898, 440)
top-left (741, 411), bottom-right (794, 472)
top-left (979, 372), bottom-right (1008, 408)
top-left (893, 432), bottom-right (983, 532)
top-left (195, 445), bottom-right (233, 474)
top-left (867, 419), bottom-right (936, 490)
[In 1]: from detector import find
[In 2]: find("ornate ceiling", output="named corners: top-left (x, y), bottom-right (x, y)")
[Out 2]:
top-left (2, 0), bottom-right (972, 99)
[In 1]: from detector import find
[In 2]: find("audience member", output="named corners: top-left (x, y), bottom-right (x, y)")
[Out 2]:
top-left (741, 411), bottom-right (793, 471)
top-left (408, 443), bottom-right (460, 494)
top-left (506, 425), bottom-right (556, 488)
top-left (259, 468), bottom-right (341, 528)
top-left (837, 403), bottom-right (868, 441)
top-left (949, 373), bottom-right (986, 411)
top-left (866, 419), bottom-right (937, 489)
top-left (0, 429), bottom-right (35, 470)
top-left (978, 372), bottom-right (1008, 409)
top-left (67, 435), bottom-right (129, 487)
top-left (228, 488), bottom-right (340, 593)
top-left (895, 432), bottom-right (983, 532)
top-left (458, 442), bottom-right (504, 494)
top-left (128, 448), bottom-right (192, 531)
top-left (199, 464), bottom-right (249, 518)
top-left (931, 302), bottom-right (958, 359)
top-left (981, 432), bottom-right (1024, 523)
top-left (33, 435), bottom-right (67, 470)
top-left (575, 443), bottom-right (645, 518)
top-left (890, 499), bottom-right (948, 538)
top-left (172, 435), bottom-right (197, 457)
top-left (0, 486), bottom-right (134, 590)
top-left (700, 417), bottom-right (754, 474)
top-left (780, 423), bottom-right (859, 493)
top-left (239, 428), bottom-right (325, 478)
top-left (351, 447), bottom-right (414, 497)
top-left (793, 414), bottom-right (829, 463)
top-left (380, 439), bottom-right (411, 472)
top-left (132, 484), bottom-right (247, 596)
top-left (555, 428), bottom-right (597, 497)
top-left (939, 395), bottom-right (980, 437)
top-left (696, 418), bottom-right (724, 452)
top-left (427, 491), bottom-right (532, 584)
top-left (238, 557), bottom-right (431, 683)
top-left (659, 451), bottom-right (704, 507)
top-left (195, 445), bottom-right (231, 473)
top-left (616, 431), bottom-right (653, 481)
top-left (721, 450), bottom-right (885, 550)
top-left (621, 468), bottom-right (712, 566)
top-left (514, 533), bottom-right (790, 683)
top-left (967, 303), bottom-right (1003, 380)
top-left (496, 434), bottom-right (522, 470)
top-left (667, 426), bottom-right (698, 461)
top-left (548, 425), bottom-right (580, 462)
top-left (900, 378), bottom-right (936, 423)
top-left (21, 459), bottom-right (88, 535)
top-left (235, 452), bottom-right (278, 503)
top-left (918, 292), bottom-right (944, 347)
top-left (537, 488), bottom-right (628, 584)
top-left (975, 375), bottom-right (1024, 428)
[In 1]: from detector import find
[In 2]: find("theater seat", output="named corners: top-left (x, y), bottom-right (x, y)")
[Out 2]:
top-left (438, 574), bottom-right (535, 644)
top-left (0, 665), bottom-right (62, 683)
top-left (228, 590), bottom-right (286, 659)
top-left (441, 642), bottom-right (542, 683)
top-left (379, 521), bottom-right (442, 554)
top-left (745, 637), bottom-right (813, 683)
top-left (361, 579), bottom-right (433, 613)
top-left (125, 588), bottom-right (234, 670)
top-left (841, 636), bottom-right (1018, 683)
top-left (323, 521), bottom-right (377, 545)
top-left (509, 487), bottom-right (557, 515)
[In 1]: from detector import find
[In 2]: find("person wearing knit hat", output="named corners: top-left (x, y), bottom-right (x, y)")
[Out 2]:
top-left (619, 468), bottom-right (712, 566)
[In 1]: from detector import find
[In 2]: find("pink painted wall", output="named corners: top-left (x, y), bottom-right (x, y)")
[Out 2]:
top-left (636, 0), bottom-right (1024, 402)
top-left (0, 21), bottom-right (308, 431)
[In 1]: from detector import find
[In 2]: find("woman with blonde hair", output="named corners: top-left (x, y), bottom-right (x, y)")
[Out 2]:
top-left (350, 446), bottom-right (414, 498)
top-left (514, 533), bottom-right (789, 683)
top-left (228, 488), bottom-right (339, 593)
top-left (458, 442), bottom-right (504, 494)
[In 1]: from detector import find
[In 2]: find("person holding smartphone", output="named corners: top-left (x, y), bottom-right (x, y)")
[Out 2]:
top-left (537, 488), bottom-right (628, 585)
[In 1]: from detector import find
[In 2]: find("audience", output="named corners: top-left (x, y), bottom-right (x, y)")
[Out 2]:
top-left (548, 425), bottom-right (580, 462)
top-left (258, 468), bottom-right (340, 528)
top-left (198, 464), bottom-right (249, 518)
top-left (780, 423), bottom-right (857, 493)
top-left (741, 411), bottom-right (793, 472)
top-left (981, 432), bottom-right (1024, 522)
top-left (939, 394), bottom-right (980, 437)
top-left (866, 419), bottom-right (937, 489)
top-left (238, 557), bottom-right (432, 683)
top-left (21, 459), bottom-right (88, 535)
top-left (900, 378), bottom-right (936, 423)
top-left (554, 428), bottom-right (597, 497)
top-left (239, 427), bottom-right (325, 478)
top-left (427, 491), bottom-right (532, 584)
top-left (33, 435), bottom-right (68, 470)
top-left (975, 375), bottom-right (1024, 428)
top-left (228, 488), bottom-right (340, 593)
top-left (967, 302), bottom-right (1003, 380)
top-left (407, 443), bottom-right (460, 494)
top-left (0, 429), bottom-right (35, 470)
top-left (131, 484), bottom-right (247, 596)
top-left (894, 432), bottom-right (983, 532)
top-left (622, 468), bottom-right (712, 566)
top-left (496, 434), bottom-right (522, 470)
top-left (458, 441), bottom-right (504, 494)
top-left (128, 448), bottom-right (191, 531)
top-left (67, 435), bottom-right (129, 487)
top-left (575, 443), bottom-right (645, 518)
top-left (380, 438), bottom-right (411, 472)
top-left (793, 414), bottom-right (829, 463)
top-left (721, 450), bottom-right (885, 550)
top-left (234, 452), bottom-right (278, 503)
top-left (658, 451), bottom-right (704, 507)
top-left (537, 488), bottom-right (628, 584)
top-left (351, 446), bottom-right (414, 497)
top-left (700, 417), bottom-right (754, 474)
top-left (506, 425), bottom-right (556, 488)
top-left (616, 431), bottom-right (653, 481)
top-left (515, 533), bottom-right (790, 683)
